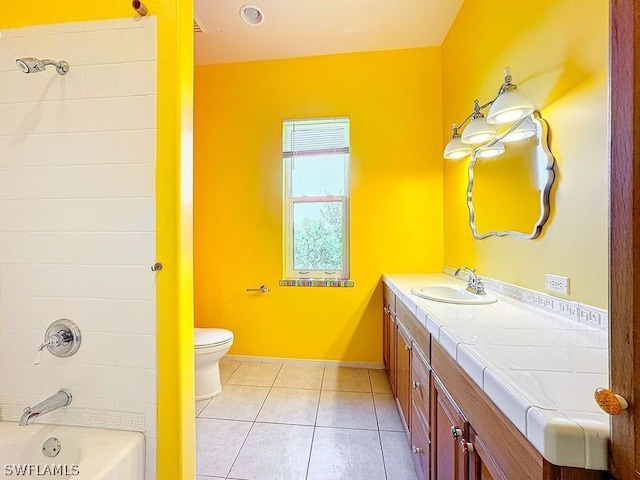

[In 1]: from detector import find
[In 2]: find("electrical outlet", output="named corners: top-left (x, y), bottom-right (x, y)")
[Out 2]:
top-left (546, 274), bottom-right (569, 294)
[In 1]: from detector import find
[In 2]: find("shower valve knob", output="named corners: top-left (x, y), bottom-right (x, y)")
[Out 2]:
top-left (36, 319), bottom-right (81, 362)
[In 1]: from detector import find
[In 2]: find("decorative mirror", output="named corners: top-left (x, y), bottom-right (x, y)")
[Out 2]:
top-left (443, 68), bottom-right (557, 240)
top-left (467, 112), bottom-right (556, 239)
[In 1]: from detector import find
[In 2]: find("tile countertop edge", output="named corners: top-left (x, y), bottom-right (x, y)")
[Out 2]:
top-left (381, 273), bottom-right (609, 472)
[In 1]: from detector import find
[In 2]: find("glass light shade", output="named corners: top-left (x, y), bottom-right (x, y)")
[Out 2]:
top-left (461, 116), bottom-right (497, 145)
top-left (501, 116), bottom-right (537, 143)
top-left (476, 142), bottom-right (505, 159)
top-left (443, 135), bottom-right (472, 160)
top-left (487, 88), bottom-right (534, 124)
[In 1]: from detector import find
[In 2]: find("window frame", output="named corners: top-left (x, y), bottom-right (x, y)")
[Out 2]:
top-left (283, 117), bottom-right (350, 280)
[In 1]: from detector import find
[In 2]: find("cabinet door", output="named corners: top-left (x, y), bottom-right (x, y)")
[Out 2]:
top-left (383, 300), bottom-right (390, 375)
top-left (411, 398), bottom-right (431, 480)
top-left (467, 426), bottom-right (508, 480)
top-left (432, 375), bottom-right (468, 480)
top-left (411, 344), bottom-right (431, 432)
top-left (396, 322), bottom-right (412, 431)
top-left (389, 311), bottom-right (397, 396)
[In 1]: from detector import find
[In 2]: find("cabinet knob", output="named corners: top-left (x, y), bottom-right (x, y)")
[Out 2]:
top-left (460, 439), bottom-right (474, 454)
top-left (594, 388), bottom-right (628, 415)
top-left (383, 306), bottom-right (389, 314)
top-left (405, 343), bottom-right (412, 351)
top-left (412, 381), bottom-right (421, 390)
top-left (451, 426), bottom-right (462, 440)
top-left (412, 445), bottom-right (423, 454)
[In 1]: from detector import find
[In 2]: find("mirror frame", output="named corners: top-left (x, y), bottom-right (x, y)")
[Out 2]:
top-left (467, 111), bottom-right (556, 240)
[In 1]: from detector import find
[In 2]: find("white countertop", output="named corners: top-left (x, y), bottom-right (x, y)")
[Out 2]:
top-left (383, 273), bottom-right (609, 471)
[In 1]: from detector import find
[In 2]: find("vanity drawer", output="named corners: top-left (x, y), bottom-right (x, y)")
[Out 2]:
top-left (396, 300), bottom-right (431, 362)
top-left (411, 344), bottom-right (431, 431)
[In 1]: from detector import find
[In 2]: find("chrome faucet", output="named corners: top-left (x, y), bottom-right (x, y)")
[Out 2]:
top-left (454, 266), bottom-right (486, 295)
top-left (19, 389), bottom-right (72, 426)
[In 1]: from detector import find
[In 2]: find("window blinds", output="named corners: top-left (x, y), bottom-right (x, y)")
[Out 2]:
top-left (283, 117), bottom-right (350, 158)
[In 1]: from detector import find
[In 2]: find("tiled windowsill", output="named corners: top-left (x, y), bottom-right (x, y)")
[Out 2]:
top-left (279, 279), bottom-right (355, 287)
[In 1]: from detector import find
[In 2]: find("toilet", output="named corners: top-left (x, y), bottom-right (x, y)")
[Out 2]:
top-left (194, 327), bottom-right (234, 400)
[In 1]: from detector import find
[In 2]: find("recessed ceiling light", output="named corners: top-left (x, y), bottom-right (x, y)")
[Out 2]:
top-left (240, 5), bottom-right (264, 25)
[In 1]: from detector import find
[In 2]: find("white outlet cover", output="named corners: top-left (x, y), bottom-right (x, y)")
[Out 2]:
top-left (546, 274), bottom-right (569, 294)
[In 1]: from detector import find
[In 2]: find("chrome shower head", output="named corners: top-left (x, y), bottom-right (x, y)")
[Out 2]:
top-left (16, 57), bottom-right (69, 75)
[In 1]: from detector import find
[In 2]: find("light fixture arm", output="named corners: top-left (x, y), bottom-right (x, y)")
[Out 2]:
top-left (453, 99), bottom-right (491, 132)
top-left (451, 67), bottom-right (516, 132)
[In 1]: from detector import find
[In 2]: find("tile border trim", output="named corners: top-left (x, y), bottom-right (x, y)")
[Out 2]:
top-left (0, 404), bottom-right (146, 431)
top-left (279, 279), bottom-right (355, 287)
top-left (225, 355), bottom-right (384, 369)
top-left (443, 266), bottom-right (608, 331)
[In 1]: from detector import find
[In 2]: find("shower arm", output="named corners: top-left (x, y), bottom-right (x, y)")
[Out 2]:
top-left (41, 59), bottom-right (62, 67)
top-left (42, 59), bottom-right (70, 74)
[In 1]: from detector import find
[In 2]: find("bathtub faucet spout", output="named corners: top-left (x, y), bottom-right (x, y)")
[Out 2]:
top-left (19, 389), bottom-right (72, 426)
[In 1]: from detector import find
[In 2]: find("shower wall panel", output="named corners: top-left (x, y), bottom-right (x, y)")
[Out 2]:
top-left (0, 17), bottom-right (158, 480)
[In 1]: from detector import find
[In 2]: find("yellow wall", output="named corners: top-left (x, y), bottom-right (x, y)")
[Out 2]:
top-left (0, 3), bottom-right (196, 479)
top-left (441, 0), bottom-right (609, 308)
top-left (194, 48), bottom-right (444, 362)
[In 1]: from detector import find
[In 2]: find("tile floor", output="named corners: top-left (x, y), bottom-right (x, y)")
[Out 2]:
top-left (196, 360), bottom-right (419, 480)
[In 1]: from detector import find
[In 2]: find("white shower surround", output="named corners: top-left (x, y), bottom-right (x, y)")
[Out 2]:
top-left (0, 17), bottom-right (158, 480)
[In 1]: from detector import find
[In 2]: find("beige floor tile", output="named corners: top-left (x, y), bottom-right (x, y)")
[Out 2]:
top-left (316, 390), bottom-right (377, 430)
top-left (220, 359), bottom-right (241, 384)
top-left (199, 385), bottom-right (270, 421)
top-left (307, 427), bottom-right (386, 480)
top-left (226, 362), bottom-right (282, 387)
top-left (369, 369), bottom-right (392, 394)
top-left (256, 387), bottom-right (320, 425)
top-left (374, 393), bottom-right (405, 431)
top-left (196, 418), bottom-right (252, 477)
top-left (228, 422), bottom-right (314, 480)
top-left (380, 430), bottom-right (419, 480)
top-left (196, 477), bottom-right (225, 480)
top-left (195, 398), bottom-right (211, 417)
top-left (322, 367), bottom-right (371, 392)
top-left (273, 364), bottom-right (324, 389)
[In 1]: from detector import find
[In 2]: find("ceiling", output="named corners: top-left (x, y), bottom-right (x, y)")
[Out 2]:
top-left (194, 0), bottom-right (463, 65)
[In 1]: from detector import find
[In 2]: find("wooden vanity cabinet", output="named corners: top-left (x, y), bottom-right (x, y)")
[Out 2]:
top-left (382, 285), bottom-right (607, 480)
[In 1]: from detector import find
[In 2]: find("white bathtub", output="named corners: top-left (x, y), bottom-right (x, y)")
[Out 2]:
top-left (0, 422), bottom-right (144, 479)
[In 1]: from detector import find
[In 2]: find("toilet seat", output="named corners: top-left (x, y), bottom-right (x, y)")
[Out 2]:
top-left (195, 328), bottom-right (234, 349)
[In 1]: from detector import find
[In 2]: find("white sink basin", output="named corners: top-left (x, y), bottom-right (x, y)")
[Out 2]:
top-left (410, 285), bottom-right (498, 305)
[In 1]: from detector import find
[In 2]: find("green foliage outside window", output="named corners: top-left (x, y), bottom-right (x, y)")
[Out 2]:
top-left (293, 202), bottom-right (343, 271)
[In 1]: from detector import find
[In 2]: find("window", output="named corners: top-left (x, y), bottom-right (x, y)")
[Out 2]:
top-left (283, 117), bottom-right (350, 279)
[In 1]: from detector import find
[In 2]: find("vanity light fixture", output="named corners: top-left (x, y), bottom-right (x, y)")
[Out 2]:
top-left (443, 67), bottom-right (535, 160)
top-left (460, 100), bottom-right (497, 145)
top-left (487, 67), bottom-right (534, 124)
top-left (476, 142), bottom-right (505, 159)
top-left (501, 115), bottom-right (537, 143)
top-left (443, 123), bottom-right (473, 160)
